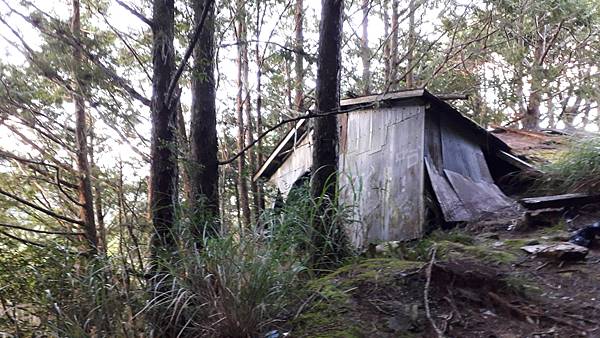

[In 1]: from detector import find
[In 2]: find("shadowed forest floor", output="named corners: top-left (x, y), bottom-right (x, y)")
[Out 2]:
top-left (288, 209), bottom-right (600, 338)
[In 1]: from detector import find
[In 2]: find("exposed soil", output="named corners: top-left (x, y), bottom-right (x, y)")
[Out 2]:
top-left (288, 207), bottom-right (600, 337)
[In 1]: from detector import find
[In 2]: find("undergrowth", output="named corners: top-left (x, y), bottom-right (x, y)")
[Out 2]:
top-left (527, 136), bottom-right (600, 195)
top-left (0, 184), bottom-right (354, 337)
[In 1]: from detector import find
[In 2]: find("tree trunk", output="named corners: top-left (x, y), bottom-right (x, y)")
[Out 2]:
top-left (149, 0), bottom-right (177, 255)
top-left (285, 39), bottom-right (293, 111)
top-left (236, 1), bottom-right (251, 229)
top-left (243, 34), bottom-right (259, 224)
top-left (89, 129), bottom-right (106, 254)
top-left (189, 0), bottom-right (219, 236)
top-left (389, 0), bottom-right (399, 90)
top-left (148, 0), bottom-right (178, 333)
top-left (311, 0), bottom-right (345, 269)
top-left (71, 0), bottom-right (98, 254)
top-left (360, 0), bottom-right (370, 94)
top-left (405, 0), bottom-right (416, 88)
top-left (524, 39), bottom-right (543, 130)
top-left (294, 0), bottom-right (304, 111)
top-left (382, 0), bottom-right (390, 88)
top-left (255, 0), bottom-right (265, 213)
top-left (177, 104), bottom-right (192, 201)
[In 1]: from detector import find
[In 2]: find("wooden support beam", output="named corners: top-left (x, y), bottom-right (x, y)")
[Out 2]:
top-left (519, 193), bottom-right (600, 210)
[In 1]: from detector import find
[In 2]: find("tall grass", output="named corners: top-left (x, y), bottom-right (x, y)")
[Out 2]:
top-left (529, 136), bottom-right (600, 194)
top-left (0, 184), bottom-right (355, 337)
top-left (142, 182), bottom-right (355, 337)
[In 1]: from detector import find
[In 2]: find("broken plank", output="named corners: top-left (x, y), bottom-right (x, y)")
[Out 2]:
top-left (424, 158), bottom-right (472, 222)
top-left (519, 193), bottom-right (600, 210)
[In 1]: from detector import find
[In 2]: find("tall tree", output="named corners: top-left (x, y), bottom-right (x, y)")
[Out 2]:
top-left (71, 0), bottom-right (98, 253)
top-left (388, 0), bottom-right (399, 90)
top-left (382, 0), bottom-right (391, 88)
top-left (235, 0), bottom-right (251, 229)
top-left (311, 0), bottom-right (345, 268)
top-left (149, 0), bottom-right (178, 255)
top-left (189, 0), bottom-right (219, 235)
top-left (255, 0), bottom-right (266, 213)
top-left (294, 0), bottom-right (304, 111)
top-left (405, 0), bottom-right (416, 88)
top-left (360, 0), bottom-right (371, 94)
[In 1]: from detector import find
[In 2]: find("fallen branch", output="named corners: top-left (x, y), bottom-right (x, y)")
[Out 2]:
top-left (424, 245), bottom-right (445, 338)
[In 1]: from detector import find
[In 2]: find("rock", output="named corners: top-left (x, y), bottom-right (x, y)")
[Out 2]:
top-left (520, 242), bottom-right (588, 260)
top-left (525, 239), bottom-right (540, 245)
top-left (375, 241), bottom-right (401, 254)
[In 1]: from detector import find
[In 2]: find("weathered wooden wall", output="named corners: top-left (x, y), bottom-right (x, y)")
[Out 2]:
top-left (268, 131), bottom-right (313, 198)
top-left (339, 105), bottom-right (425, 248)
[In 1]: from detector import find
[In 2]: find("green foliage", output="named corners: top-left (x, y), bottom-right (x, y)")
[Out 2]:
top-left (531, 136), bottom-right (600, 194)
top-left (0, 242), bottom-right (144, 337)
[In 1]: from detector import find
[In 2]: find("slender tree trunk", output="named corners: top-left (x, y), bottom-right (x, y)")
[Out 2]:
top-left (405, 0), bottom-right (416, 88)
top-left (389, 0), bottom-right (399, 90)
top-left (71, 0), bottom-right (98, 253)
top-left (311, 0), bottom-right (345, 269)
top-left (190, 0), bottom-right (219, 236)
top-left (177, 104), bottom-right (192, 201)
top-left (285, 48), bottom-right (293, 111)
top-left (149, 0), bottom-right (177, 256)
top-left (243, 33), bottom-right (259, 224)
top-left (236, 1), bottom-right (251, 229)
top-left (563, 96), bottom-right (582, 131)
top-left (255, 0), bottom-right (265, 212)
top-left (382, 0), bottom-right (390, 89)
top-left (360, 0), bottom-right (370, 94)
top-left (89, 130), bottom-right (106, 254)
top-left (546, 92), bottom-right (556, 129)
top-left (524, 39), bottom-right (543, 129)
top-left (294, 0), bottom-right (304, 111)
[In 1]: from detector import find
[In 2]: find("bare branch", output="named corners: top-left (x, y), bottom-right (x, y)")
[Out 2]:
top-left (166, 0), bottom-right (215, 107)
top-left (0, 222), bottom-right (85, 236)
top-left (0, 187), bottom-right (84, 226)
top-left (115, 0), bottom-right (154, 28)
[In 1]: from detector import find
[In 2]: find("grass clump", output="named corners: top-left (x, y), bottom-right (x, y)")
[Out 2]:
top-left (530, 136), bottom-right (600, 194)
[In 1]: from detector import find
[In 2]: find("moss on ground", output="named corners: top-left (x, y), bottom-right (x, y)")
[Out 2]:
top-left (435, 240), bottom-right (518, 264)
top-left (292, 258), bottom-right (424, 337)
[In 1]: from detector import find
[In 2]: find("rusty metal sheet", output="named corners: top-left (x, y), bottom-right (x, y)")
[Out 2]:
top-left (444, 169), bottom-right (514, 218)
top-left (424, 158), bottom-right (472, 222)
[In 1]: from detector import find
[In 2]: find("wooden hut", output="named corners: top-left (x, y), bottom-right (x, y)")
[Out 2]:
top-left (254, 89), bottom-right (522, 249)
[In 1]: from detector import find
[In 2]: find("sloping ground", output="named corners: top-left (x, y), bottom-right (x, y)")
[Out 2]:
top-left (289, 218), bottom-right (600, 337)
top-left (490, 127), bottom-right (569, 165)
